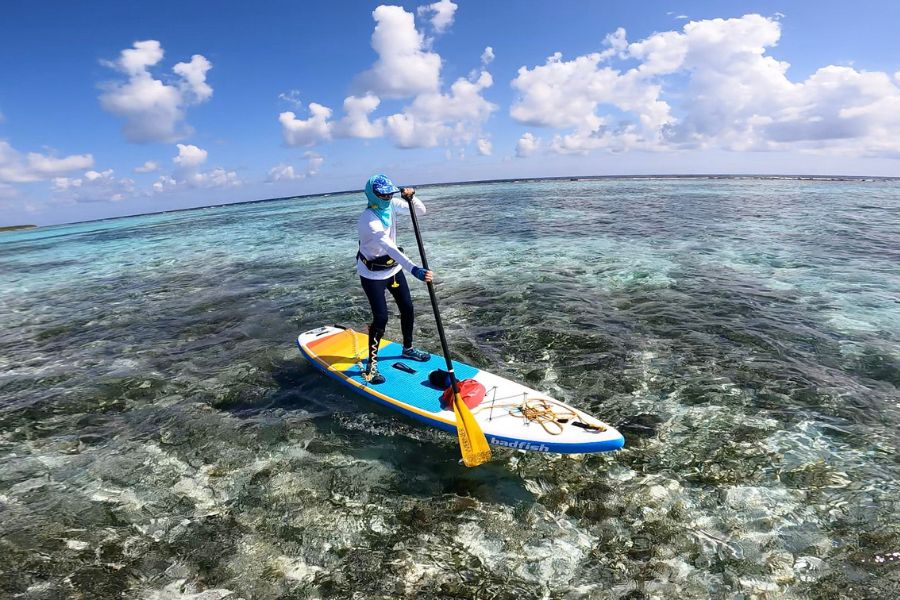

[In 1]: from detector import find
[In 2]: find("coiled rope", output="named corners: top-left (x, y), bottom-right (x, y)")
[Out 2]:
top-left (472, 390), bottom-right (606, 436)
top-left (349, 328), bottom-right (378, 383)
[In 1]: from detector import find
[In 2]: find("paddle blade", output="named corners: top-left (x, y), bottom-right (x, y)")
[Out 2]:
top-left (452, 392), bottom-right (492, 467)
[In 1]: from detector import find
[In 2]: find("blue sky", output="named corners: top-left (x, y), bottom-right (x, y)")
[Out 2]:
top-left (2, 0), bottom-right (899, 225)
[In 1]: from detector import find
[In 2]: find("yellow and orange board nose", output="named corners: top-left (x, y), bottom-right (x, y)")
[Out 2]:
top-left (306, 328), bottom-right (387, 372)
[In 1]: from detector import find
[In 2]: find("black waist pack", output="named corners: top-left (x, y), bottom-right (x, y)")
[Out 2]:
top-left (357, 246), bottom-right (404, 271)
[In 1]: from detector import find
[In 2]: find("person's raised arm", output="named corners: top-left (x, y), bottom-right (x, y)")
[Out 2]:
top-left (392, 187), bottom-right (425, 216)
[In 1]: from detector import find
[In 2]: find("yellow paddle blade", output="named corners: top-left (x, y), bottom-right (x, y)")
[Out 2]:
top-left (452, 392), bottom-right (492, 467)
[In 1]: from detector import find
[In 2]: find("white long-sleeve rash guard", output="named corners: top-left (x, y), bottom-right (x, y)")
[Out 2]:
top-left (356, 196), bottom-right (426, 280)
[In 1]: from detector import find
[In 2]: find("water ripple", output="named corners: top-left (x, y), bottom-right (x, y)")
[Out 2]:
top-left (1, 178), bottom-right (898, 598)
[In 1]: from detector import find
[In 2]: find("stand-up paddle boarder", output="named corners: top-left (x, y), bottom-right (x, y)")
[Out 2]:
top-left (356, 174), bottom-right (433, 384)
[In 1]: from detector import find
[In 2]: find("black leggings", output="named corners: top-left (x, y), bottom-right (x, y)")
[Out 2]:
top-left (360, 271), bottom-right (414, 350)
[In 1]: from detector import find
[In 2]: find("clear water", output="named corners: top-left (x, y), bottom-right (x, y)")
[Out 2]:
top-left (1, 178), bottom-right (898, 598)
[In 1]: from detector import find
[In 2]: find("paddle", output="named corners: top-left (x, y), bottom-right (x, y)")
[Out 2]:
top-left (401, 189), bottom-right (492, 467)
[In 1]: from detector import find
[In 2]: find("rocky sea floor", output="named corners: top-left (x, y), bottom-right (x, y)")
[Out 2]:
top-left (1, 177), bottom-right (898, 598)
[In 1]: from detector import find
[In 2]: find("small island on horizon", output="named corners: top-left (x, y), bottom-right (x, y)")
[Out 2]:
top-left (0, 224), bottom-right (38, 232)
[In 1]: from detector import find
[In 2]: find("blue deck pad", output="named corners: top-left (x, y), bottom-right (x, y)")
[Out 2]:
top-left (344, 341), bottom-right (481, 413)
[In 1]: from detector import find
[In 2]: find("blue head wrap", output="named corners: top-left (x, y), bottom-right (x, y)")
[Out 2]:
top-left (365, 174), bottom-right (399, 228)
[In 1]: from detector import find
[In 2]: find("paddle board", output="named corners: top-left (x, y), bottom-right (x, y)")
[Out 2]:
top-left (297, 325), bottom-right (624, 454)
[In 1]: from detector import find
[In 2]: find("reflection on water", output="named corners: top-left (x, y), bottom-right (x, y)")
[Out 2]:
top-left (1, 178), bottom-right (898, 598)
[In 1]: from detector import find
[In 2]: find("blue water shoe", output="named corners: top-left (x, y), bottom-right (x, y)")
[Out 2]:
top-left (402, 347), bottom-right (430, 362)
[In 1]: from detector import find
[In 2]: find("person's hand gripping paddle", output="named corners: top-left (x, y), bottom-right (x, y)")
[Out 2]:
top-left (401, 187), bottom-right (492, 467)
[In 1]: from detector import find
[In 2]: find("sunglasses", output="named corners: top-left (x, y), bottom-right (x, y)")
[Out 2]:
top-left (375, 191), bottom-right (395, 200)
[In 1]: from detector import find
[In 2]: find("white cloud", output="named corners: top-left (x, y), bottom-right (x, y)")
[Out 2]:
top-left (107, 39), bottom-right (163, 75)
top-left (24, 153), bottom-right (97, 178)
top-left (279, 4), bottom-right (495, 152)
top-left (153, 167), bottom-right (240, 193)
top-left (597, 28), bottom-right (628, 61)
top-left (356, 5), bottom-right (442, 98)
top-left (52, 169), bottom-right (135, 203)
top-left (99, 75), bottom-right (183, 143)
top-left (0, 140), bottom-right (94, 183)
top-left (99, 40), bottom-right (214, 143)
top-left (510, 14), bottom-right (900, 156)
top-left (511, 49), bottom-right (671, 154)
top-left (187, 168), bottom-right (240, 188)
top-left (368, 8), bottom-right (496, 149)
top-left (476, 138), bottom-right (492, 156)
top-left (151, 175), bottom-right (176, 193)
top-left (151, 145), bottom-right (240, 193)
top-left (304, 151), bottom-right (324, 176)
top-left (134, 160), bottom-right (159, 173)
top-left (267, 164), bottom-right (299, 182)
top-left (278, 89), bottom-right (303, 108)
top-left (279, 104), bottom-right (333, 146)
top-left (384, 70), bottom-right (496, 148)
top-left (173, 55), bottom-right (213, 102)
top-left (417, 0), bottom-right (457, 34)
top-left (516, 132), bottom-right (539, 157)
top-left (334, 94), bottom-right (384, 138)
top-left (481, 46), bottom-right (495, 65)
top-left (512, 53), bottom-right (616, 130)
top-left (173, 144), bottom-right (208, 168)
top-left (266, 152), bottom-right (324, 182)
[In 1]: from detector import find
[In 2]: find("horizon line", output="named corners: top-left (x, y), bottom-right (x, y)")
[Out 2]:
top-left (8, 172), bottom-right (900, 229)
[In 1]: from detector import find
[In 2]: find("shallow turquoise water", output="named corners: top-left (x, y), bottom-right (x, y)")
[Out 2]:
top-left (1, 178), bottom-right (898, 598)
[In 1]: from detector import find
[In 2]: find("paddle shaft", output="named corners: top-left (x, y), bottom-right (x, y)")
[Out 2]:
top-left (404, 199), bottom-right (462, 397)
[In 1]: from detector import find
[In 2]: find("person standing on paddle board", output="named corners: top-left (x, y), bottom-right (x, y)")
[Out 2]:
top-left (357, 174), bottom-right (433, 384)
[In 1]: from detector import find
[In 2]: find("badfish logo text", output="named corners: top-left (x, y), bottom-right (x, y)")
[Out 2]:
top-left (490, 437), bottom-right (550, 452)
